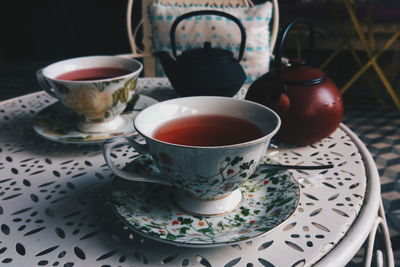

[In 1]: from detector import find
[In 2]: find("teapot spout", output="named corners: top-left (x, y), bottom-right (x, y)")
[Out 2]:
top-left (154, 51), bottom-right (176, 78)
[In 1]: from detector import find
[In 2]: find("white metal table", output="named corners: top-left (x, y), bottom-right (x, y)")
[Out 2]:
top-left (0, 78), bottom-right (393, 266)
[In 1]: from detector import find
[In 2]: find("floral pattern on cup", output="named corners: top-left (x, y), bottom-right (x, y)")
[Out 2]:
top-left (57, 77), bottom-right (138, 121)
top-left (153, 154), bottom-right (257, 199)
top-left (111, 155), bottom-right (300, 247)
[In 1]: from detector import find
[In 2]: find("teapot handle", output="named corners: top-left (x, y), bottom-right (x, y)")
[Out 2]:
top-left (169, 10), bottom-right (247, 61)
top-left (275, 18), bottom-right (315, 95)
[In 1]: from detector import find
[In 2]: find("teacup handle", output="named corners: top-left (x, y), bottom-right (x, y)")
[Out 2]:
top-left (103, 137), bottom-right (172, 186)
top-left (36, 68), bottom-right (57, 98)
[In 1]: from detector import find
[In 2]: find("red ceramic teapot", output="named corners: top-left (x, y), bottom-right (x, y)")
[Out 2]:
top-left (245, 19), bottom-right (344, 146)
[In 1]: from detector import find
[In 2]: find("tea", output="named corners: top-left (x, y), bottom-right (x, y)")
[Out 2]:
top-left (55, 67), bottom-right (131, 81)
top-left (153, 114), bottom-right (263, 146)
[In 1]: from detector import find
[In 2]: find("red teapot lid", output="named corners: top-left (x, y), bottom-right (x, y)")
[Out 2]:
top-left (282, 59), bottom-right (326, 86)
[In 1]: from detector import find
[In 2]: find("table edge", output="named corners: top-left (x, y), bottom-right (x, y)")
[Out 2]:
top-left (314, 123), bottom-right (381, 266)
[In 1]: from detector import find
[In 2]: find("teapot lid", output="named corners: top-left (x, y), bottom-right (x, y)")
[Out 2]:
top-left (179, 42), bottom-right (233, 62)
top-left (282, 59), bottom-right (326, 86)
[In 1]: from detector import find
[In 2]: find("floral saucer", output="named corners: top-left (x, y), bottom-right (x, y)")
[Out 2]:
top-left (110, 155), bottom-right (300, 248)
top-left (32, 94), bottom-right (158, 144)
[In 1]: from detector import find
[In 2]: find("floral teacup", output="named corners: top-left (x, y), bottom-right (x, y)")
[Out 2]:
top-left (37, 55), bottom-right (142, 133)
top-left (103, 96), bottom-right (281, 216)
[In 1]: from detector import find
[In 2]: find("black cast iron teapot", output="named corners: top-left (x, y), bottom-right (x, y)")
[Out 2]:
top-left (155, 10), bottom-right (247, 97)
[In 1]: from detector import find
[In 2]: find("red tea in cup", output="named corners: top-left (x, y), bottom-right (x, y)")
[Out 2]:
top-left (55, 67), bottom-right (131, 81)
top-left (153, 114), bottom-right (263, 146)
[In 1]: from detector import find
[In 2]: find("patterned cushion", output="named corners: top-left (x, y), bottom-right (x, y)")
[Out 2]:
top-left (147, 1), bottom-right (273, 83)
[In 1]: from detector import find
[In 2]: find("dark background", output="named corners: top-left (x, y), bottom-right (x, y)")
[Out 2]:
top-left (1, 0), bottom-right (131, 61)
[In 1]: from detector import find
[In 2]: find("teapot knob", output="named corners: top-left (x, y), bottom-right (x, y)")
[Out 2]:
top-left (204, 41), bottom-right (212, 49)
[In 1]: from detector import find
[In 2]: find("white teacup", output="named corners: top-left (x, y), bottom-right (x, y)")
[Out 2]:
top-left (103, 96), bottom-right (280, 216)
top-left (37, 55), bottom-right (142, 133)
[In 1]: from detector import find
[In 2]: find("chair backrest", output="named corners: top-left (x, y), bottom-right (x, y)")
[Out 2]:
top-left (121, 0), bottom-right (279, 77)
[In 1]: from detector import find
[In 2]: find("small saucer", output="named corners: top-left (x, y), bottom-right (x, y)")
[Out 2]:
top-left (110, 155), bottom-right (300, 248)
top-left (32, 94), bottom-right (158, 144)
